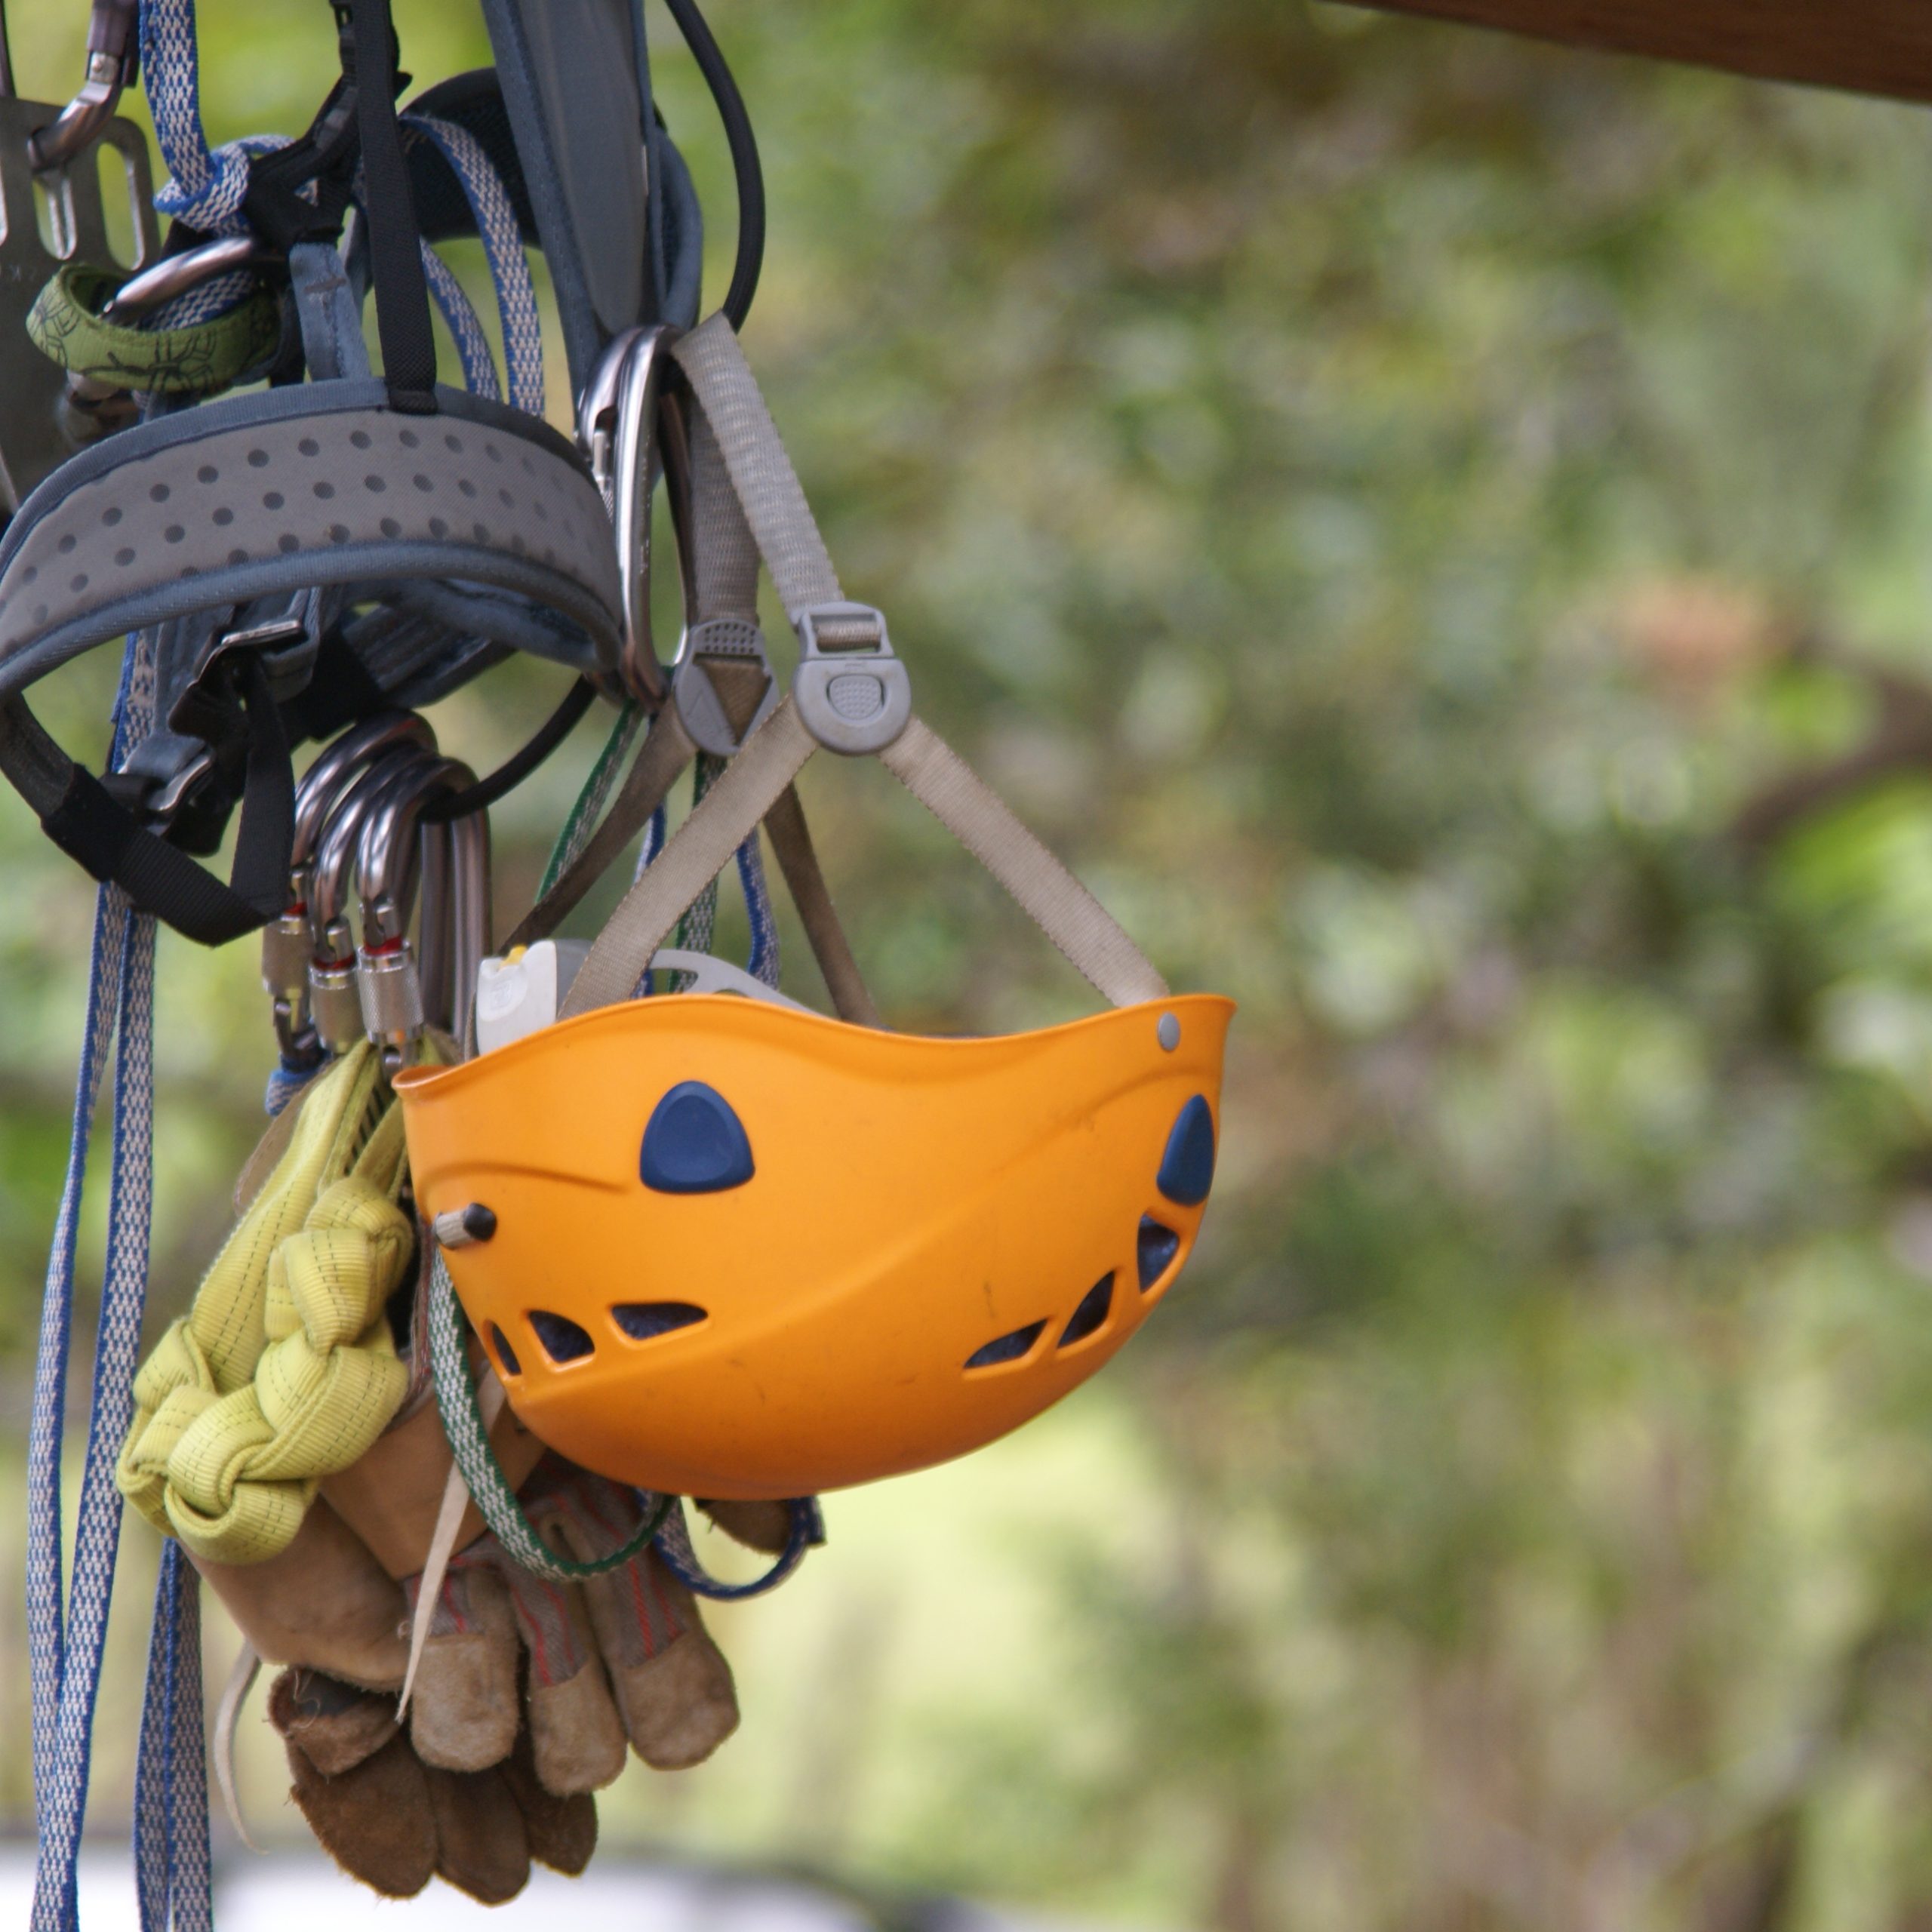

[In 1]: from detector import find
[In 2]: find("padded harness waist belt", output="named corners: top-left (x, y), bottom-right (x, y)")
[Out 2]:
top-left (0, 379), bottom-right (622, 700)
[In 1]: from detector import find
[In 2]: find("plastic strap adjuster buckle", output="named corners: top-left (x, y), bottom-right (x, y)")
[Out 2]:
top-left (789, 600), bottom-right (912, 755)
top-left (672, 617), bottom-right (780, 756)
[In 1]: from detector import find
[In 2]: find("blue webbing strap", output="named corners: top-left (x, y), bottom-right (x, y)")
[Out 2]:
top-left (142, 0), bottom-right (545, 413)
top-left (401, 113), bottom-right (544, 415)
top-left (652, 1497), bottom-right (823, 1601)
top-left (28, 630), bottom-right (174, 1932)
top-left (133, 1545), bottom-right (211, 1932)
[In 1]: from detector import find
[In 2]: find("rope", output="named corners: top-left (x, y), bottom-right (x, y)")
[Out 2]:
top-left (657, 754), bottom-right (780, 993)
top-left (425, 1250), bottom-right (670, 1583)
top-left (140, 0), bottom-right (547, 412)
top-left (141, 0), bottom-right (257, 236)
top-left (132, 1543), bottom-right (211, 1932)
top-left (539, 700), bottom-right (646, 896)
top-left (419, 249), bottom-right (500, 403)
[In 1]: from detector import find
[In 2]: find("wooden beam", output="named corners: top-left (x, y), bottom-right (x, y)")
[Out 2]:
top-left (1337, 2), bottom-right (1932, 106)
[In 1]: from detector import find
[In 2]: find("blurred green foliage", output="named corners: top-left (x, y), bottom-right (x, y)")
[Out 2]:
top-left (14, 2), bottom-right (1932, 1927)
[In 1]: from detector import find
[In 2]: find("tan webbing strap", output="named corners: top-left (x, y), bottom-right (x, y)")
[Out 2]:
top-left (881, 719), bottom-right (1168, 1007)
top-left (681, 398), bottom-right (879, 1027)
top-left (499, 707), bottom-right (697, 952)
top-left (560, 699), bottom-right (819, 1017)
top-left (687, 401), bottom-right (763, 621)
top-left (698, 660), bottom-right (876, 1024)
top-left (670, 319), bottom-right (843, 617)
top-left (762, 786), bottom-right (879, 1026)
top-left (565, 315), bottom-right (1164, 1018)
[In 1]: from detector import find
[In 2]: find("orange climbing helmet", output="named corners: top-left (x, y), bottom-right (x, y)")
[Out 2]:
top-left (396, 314), bottom-right (1235, 1500)
top-left (397, 989), bottom-right (1230, 1498)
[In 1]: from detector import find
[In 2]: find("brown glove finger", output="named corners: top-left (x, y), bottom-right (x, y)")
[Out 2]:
top-left (498, 1713), bottom-right (598, 1876)
top-left (423, 1761), bottom-right (532, 1906)
top-left (408, 1553), bottom-right (521, 1773)
top-left (602, 1607), bottom-right (740, 1770)
top-left (268, 1666), bottom-right (399, 1778)
top-left (481, 1515), bottom-right (629, 1796)
top-left (552, 1490), bottom-right (740, 1771)
top-left (284, 1727), bottom-right (437, 1900)
top-left (697, 1497), bottom-right (794, 1555)
top-left (542, 1476), bottom-right (742, 1769)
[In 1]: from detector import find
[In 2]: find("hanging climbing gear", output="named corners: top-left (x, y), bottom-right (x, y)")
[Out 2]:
top-left (398, 315), bottom-right (1236, 1502)
top-left (19, 0), bottom-right (1231, 1918)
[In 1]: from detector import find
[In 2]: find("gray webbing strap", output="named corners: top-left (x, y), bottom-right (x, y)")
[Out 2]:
top-left (562, 697), bottom-right (1169, 1013)
top-left (561, 313), bottom-right (1168, 1016)
top-left (677, 397), bottom-right (878, 1024)
top-left (763, 783), bottom-right (880, 1026)
top-left (686, 402), bottom-right (762, 620)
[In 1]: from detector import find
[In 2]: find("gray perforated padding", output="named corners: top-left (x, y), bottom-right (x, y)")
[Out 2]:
top-left (0, 384), bottom-right (621, 700)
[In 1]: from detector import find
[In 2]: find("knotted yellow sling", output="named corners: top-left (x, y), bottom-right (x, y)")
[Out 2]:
top-left (117, 1043), bottom-right (417, 1564)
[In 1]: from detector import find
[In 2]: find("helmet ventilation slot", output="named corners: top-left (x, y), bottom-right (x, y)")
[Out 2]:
top-left (1137, 1217), bottom-right (1181, 1291)
top-left (1058, 1273), bottom-right (1114, 1347)
top-left (612, 1300), bottom-right (708, 1341)
top-left (528, 1309), bottom-right (595, 1364)
top-left (488, 1323), bottom-right (521, 1378)
top-left (964, 1321), bottom-right (1047, 1371)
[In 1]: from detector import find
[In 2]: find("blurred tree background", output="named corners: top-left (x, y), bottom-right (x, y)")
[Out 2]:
top-left (10, 2), bottom-right (1932, 1928)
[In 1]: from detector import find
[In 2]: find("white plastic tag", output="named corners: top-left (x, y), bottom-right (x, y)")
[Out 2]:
top-left (475, 940), bottom-right (808, 1052)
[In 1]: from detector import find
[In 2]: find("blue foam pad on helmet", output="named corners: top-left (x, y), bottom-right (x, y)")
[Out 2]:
top-left (1156, 1094), bottom-right (1216, 1207)
top-left (640, 1081), bottom-right (755, 1193)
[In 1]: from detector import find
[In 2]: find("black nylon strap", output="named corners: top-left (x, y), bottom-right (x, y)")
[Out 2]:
top-left (243, 72), bottom-right (363, 253)
top-left (348, 0), bottom-right (438, 412)
top-left (420, 676), bottom-right (595, 824)
top-left (282, 627), bottom-right (389, 746)
top-left (9, 657), bottom-right (295, 947)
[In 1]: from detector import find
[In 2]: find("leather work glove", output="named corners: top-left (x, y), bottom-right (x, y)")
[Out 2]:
top-left (404, 1457), bottom-right (739, 1793)
top-left (270, 1666), bottom-right (595, 1906)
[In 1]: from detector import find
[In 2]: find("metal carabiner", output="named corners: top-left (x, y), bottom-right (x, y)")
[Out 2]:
top-left (415, 805), bottom-right (492, 1053)
top-left (446, 806), bottom-right (492, 1057)
top-left (27, 0), bottom-right (137, 174)
top-left (577, 324), bottom-right (685, 708)
top-left (355, 755), bottom-right (471, 1067)
top-left (267, 714), bottom-right (436, 1051)
top-left (307, 746), bottom-right (440, 1054)
top-left (100, 234), bottom-right (269, 321)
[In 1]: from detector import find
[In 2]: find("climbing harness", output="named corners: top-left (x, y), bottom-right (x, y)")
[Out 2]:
top-left (14, 0), bottom-right (1230, 1918)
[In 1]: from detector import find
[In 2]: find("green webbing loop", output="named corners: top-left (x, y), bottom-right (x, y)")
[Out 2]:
top-left (426, 1247), bottom-right (670, 1581)
top-left (537, 698), bottom-right (644, 897)
top-left (28, 265), bottom-right (281, 395)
